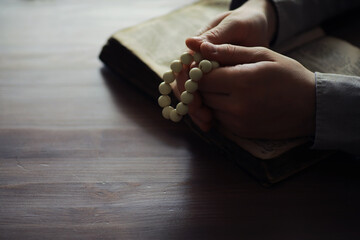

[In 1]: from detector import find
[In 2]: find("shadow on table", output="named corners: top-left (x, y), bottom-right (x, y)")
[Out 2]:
top-left (171, 152), bottom-right (360, 239)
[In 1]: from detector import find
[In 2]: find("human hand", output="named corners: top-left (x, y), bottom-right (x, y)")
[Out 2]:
top-left (186, 0), bottom-right (277, 52)
top-left (192, 42), bottom-right (316, 139)
top-left (173, 0), bottom-right (277, 131)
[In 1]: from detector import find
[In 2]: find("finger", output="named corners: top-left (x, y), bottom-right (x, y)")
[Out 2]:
top-left (175, 64), bottom-right (190, 93)
top-left (213, 110), bottom-right (247, 137)
top-left (172, 81), bottom-right (210, 127)
top-left (200, 20), bottom-right (235, 44)
top-left (198, 67), bottom-right (235, 94)
top-left (187, 92), bottom-right (213, 131)
top-left (201, 92), bottom-right (233, 112)
top-left (171, 80), bottom-right (212, 132)
top-left (196, 11), bottom-right (231, 36)
top-left (190, 114), bottom-right (212, 132)
top-left (187, 92), bottom-right (202, 113)
top-left (189, 106), bottom-right (213, 132)
top-left (191, 105), bottom-right (213, 123)
top-left (171, 69), bottom-right (187, 100)
top-left (171, 81), bottom-right (180, 99)
top-left (200, 42), bottom-right (274, 65)
top-left (186, 12), bottom-right (231, 52)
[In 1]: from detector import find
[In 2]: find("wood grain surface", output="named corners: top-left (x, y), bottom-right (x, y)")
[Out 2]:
top-left (0, 1), bottom-right (360, 239)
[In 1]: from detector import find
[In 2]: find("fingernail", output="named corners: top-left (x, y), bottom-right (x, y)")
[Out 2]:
top-left (190, 36), bottom-right (205, 42)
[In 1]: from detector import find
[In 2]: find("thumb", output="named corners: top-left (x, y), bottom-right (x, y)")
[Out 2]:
top-left (186, 12), bottom-right (231, 52)
top-left (186, 26), bottom-right (227, 53)
top-left (200, 42), bottom-right (273, 65)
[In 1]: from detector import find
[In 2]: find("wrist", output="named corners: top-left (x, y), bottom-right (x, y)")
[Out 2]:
top-left (245, 0), bottom-right (277, 45)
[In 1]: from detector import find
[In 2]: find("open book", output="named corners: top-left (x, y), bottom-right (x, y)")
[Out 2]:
top-left (99, 0), bottom-right (360, 184)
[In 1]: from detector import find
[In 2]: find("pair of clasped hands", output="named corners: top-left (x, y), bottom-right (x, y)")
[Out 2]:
top-left (173, 0), bottom-right (316, 140)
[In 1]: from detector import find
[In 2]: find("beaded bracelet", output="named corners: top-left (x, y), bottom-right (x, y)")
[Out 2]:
top-left (158, 52), bottom-right (219, 122)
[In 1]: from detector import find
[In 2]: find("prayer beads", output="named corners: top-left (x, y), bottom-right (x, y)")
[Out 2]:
top-left (158, 52), bottom-right (219, 122)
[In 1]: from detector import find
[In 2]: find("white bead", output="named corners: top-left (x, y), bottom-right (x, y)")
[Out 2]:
top-left (162, 106), bottom-right (173, 119)
top-left (185, 79), bottom-right (198, 93)
top-left (163, 70), bottom-right (175, 83)
top-left (211, 61), bottom-right (219, 69)
top-left (199, 60), bottom-right (212, 73)
top-left (170, 60), bottom-right (182, 73)
top-left (176, 102), bottom-right (189, 115)
top-left (180, 91), bottom-right (194, 104)
top-left (189, 67), bottom-right (203, 81)
top-left (180, 52), bottom-right (193, 65)
top-left (158, 95), bottom-right (171, 108)
top-left (193, 52), bottom-right (203, 63)
top-left (170, 109), bottom-right (182, 122)
top-left (158, 82), bottom-right (172, 95)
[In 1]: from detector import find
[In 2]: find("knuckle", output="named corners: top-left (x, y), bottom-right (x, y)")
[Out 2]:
top-left (223, 44), bottom-right (237, 59)
top-left (253, 46), bottom-right (269, 57)
top-left (257, 46), bottom-right (268, 53)
top-left (251, 47), bottom-right (276, 62)
top-left (228, 95), bottom-right (249, 116)
top-left (205, 28), bottom-right (221, 41)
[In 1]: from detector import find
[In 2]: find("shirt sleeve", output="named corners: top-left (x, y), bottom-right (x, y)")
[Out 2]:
top-left (312, 72), bottom-right (360, 155)
top-left (270, 0), bottom-right (360, 45)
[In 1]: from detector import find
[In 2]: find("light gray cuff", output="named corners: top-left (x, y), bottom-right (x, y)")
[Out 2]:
top-left (312, 72), bottom-right (360, 155)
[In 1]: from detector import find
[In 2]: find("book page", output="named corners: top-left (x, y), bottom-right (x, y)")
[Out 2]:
top-left (113, 0), bottom-right (231, 76)
top-left (111, 0), bottom-right (360, 159)
top-left (287, 36), bottom-right (360, 75)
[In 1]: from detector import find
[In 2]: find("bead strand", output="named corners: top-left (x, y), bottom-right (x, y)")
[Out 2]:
top-left (158, 52), bottom-right (219, 122)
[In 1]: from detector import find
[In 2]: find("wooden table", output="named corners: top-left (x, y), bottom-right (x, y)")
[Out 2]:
top-left (1, 1), bottom-right (359, 239)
